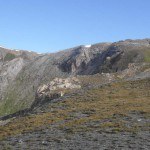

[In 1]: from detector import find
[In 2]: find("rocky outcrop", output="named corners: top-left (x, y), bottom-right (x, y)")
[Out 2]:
top-left (116, 63), bottom-right (150, 79)
top-left (58, 39), bottom-right (150, 75)
top-left (32, 77), bottom-right (81, 107)
top-left (58, 43), bottom-right (111, 74)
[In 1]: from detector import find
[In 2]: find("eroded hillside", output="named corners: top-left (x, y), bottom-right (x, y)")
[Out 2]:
top-left (0, 39), bottom-right (150, 116)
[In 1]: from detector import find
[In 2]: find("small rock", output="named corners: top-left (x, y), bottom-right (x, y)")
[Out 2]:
top-left (137, 119), bottom-right (142, 122)
top-left (42, 140), bottom-right (48, 145)
top-left (18, 139), bottom-right (23, 144)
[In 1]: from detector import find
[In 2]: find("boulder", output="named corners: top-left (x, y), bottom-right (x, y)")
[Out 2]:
top-left (34, 77), bottom-right (81, 106)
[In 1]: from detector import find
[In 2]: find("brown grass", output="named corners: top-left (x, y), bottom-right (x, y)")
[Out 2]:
top-left (0, 78), bottom-right (150, 140)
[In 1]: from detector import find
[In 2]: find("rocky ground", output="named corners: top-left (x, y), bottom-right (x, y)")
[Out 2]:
top-left (0, 129), bottom-right (150, 150)
top-left (0, 76), bottom-right (150, 149)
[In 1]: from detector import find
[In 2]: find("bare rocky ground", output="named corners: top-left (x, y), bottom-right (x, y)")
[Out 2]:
top-left (0, 129), bottom-right (150, 150)
top-left (0, 77), bottom-right (150, 150)
top-left (0, 109), bottom-right (150, 149)
top-left (0, 78), bottom-right (150, 150)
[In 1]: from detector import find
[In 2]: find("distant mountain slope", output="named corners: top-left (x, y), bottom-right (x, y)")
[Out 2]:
top-left (0, 38), bottom-right (150, 116)
top-left (0, 47), bottom-right (39, 110)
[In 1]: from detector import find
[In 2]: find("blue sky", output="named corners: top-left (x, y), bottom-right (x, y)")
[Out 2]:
top-left (0, 0), bottom-right (150, 53)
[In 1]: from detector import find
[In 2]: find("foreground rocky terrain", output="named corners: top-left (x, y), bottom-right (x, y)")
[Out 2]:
top-left (0, 76), bottom-right (150, 149)
top-left (0, 39), bottom-right (150, 149)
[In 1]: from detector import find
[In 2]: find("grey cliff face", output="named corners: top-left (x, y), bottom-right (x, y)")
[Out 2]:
top-left (58, 39), bottom-right (150, 74)
top-left (0, 58), bottom-right (25, 98)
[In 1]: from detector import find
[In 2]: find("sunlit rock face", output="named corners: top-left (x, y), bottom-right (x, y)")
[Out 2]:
top-left (33, 77), bottom-right (81, 106)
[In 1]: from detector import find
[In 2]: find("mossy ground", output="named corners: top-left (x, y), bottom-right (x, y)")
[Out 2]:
top-left (144, 50), bottom-right (150, 62)
top-left (0, 75), bottom-right (35, 116)
top-left (0, 78), bottom-right (150, 140)
top-left (4, 53), bottom-right (16, 62)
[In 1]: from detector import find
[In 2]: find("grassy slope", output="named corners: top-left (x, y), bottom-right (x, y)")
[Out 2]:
top-left (0, 78), bottom-right (150, 140)
top-left (144, 50), bottom-right (150, 62)
top-left (4, 53), bottom-right (16, 62)
top-left (0, 77), bottom-right (35, 116)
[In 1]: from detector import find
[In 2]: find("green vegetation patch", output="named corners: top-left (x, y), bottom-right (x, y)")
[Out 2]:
top-left (4, 53), bottom-right (16, 61)
top-left (0, 90), bottom-right (18, 116)
top-left (144, 50), bottom-right (150, 62)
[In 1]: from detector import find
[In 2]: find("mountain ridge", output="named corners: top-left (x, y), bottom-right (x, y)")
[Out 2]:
top-left (0, 38), bottom-right (150, 116)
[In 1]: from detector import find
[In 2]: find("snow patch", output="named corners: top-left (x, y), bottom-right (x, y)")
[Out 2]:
top-left (0, 45), bottom-right (15, 50)
top-left (84, 45), bottom-right (91, 48)
top-left (0, 45), bottom-right (7, 49)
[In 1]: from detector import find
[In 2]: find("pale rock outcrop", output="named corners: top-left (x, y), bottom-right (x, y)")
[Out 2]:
top-left (34, 77), bottom-right (81, 106)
